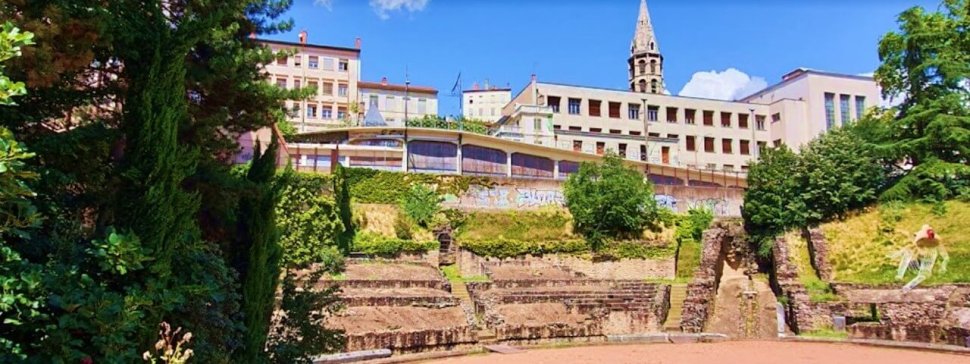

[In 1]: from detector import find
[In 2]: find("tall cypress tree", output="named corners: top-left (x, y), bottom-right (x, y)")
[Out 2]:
top-left (235, 135), bottom-right (283, 363)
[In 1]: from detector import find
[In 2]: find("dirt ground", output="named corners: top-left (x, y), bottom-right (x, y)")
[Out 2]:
top-left (340, 287), bottom-right (452, 298)
top-left (328, 306), bottom-right (467, 332)
top-left (343, 262), bottom-right (443, 280)
top-left (426, 341), bottom-right (970, 364)
top-left (706, 263), bottom-right (777, 338)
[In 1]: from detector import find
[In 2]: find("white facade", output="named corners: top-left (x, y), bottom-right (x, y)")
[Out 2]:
top-left (360, 78), bottom-right (439, 124)
top-left (462, 88), bottom-right (512, 123)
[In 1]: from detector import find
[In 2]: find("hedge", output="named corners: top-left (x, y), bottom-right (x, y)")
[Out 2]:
top-left (352, 232), bottom-right (438, 257)
top-left (461, 237), bottom-right (674, 260)
top-left (343, 168), bottom-right (493, 204)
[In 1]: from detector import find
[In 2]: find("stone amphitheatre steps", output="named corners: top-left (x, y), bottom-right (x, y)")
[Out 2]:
top-left (664, 283), bottom-right (688, 332)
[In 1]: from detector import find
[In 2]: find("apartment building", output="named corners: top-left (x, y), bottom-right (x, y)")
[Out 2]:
top-left (493, 0), bottom-right (879, 173)
top-left (462, 85), bottom-right (512, 123)
top-left (260, 32), bottom-right (362, 132)
top-left (359, 77), bottom-right (439, 125)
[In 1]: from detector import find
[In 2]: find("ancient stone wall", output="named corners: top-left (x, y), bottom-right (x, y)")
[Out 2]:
top-left (344, 327), bottom-right (477, 353)
top-left (804, 227), bottom-right (832, 281)
top-left (456, 248), bottom-right (674, 280)
top-left (439, 177), bottom-right (744, 216)
top-left (680, 223), bottom-right (730, 333)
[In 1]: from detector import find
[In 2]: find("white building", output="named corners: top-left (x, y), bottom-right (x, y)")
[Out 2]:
top-left (359, 77), bottom-right (438, 125)
top-left (462, 85), bottom-right (512, 123)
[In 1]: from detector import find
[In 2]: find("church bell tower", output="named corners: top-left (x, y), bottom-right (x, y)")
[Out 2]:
top-left (629, 0), bottom-right (664, 94)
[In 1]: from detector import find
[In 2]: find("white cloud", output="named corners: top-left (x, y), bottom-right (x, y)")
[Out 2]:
top-left (370, 0), bottom-right (429, 20)
top-left (678, 68), bottom-right (768, 101)
top-left (314, 0), bottom-right (334, 11)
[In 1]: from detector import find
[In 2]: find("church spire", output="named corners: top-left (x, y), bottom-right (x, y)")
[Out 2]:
top-left (631, 0), bottom-right (658, 54)
top-left (628, 0), bottom-right (664, 94)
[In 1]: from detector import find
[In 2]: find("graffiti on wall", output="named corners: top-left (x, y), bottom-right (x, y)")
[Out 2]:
top-left (443, 183), bottom-right (742, 216)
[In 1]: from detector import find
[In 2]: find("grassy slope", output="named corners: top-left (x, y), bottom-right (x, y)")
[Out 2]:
top-left (785, 231), bottom-right (839, 301)
top-left (456, 207), bottom-right (575, 241)
top-left (821, 201), bottom-right (970, 284)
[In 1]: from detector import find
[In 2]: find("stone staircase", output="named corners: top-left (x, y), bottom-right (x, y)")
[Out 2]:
top-left (664, 283), bottom-right (688, 332)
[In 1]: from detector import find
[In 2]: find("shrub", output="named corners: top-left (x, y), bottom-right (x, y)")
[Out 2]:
top-left (460, 238), bottom-right (589, 259)
top-left (597, 240), bottom-right (676, 260)
top-left (564, 152), bottom-right (658, 249)
top-left (352, 232), bottom-right (438, 257)
top-left (393, 209), bottom-right (414, 240)
top-left (399, 184), bottom-right (441, 228)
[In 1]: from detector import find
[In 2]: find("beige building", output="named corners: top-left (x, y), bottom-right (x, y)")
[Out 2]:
top-left (463, 85), bottom-right (512, 123)
top-left (359, 77), bottom-right (439, 125)
top-left (260, 33), bottom-right (362, 132)
top-left (493, 0), bottom-right (880, 174)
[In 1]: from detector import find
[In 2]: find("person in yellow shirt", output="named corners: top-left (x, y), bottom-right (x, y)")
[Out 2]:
top-left (895, 224), bottom-right (949, 291)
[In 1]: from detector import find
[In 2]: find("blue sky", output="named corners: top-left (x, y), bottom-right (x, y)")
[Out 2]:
top-left (267, 0), bottom-right (941, 116)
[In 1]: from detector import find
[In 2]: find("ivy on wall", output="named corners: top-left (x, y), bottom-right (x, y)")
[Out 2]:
top-left (342, 168), bottom-right (493, 204)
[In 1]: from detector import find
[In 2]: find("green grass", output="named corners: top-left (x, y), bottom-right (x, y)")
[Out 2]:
top-left (785, 231), bottom-right (840, 302)
top-left (457, 207), bottom-right (574, 242)
top-left (440, 264), bottom-right (489, 283)
top-left (822, 201), bottom-right (970, 284)
top-left (800, 328), bottom-right (848, 340)
top-left (675, 240), bottom-right (701, 280)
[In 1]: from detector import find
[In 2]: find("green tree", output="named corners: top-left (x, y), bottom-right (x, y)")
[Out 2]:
top-left (874, 0), bottom-right (970, 201)
top-left (742, 146), bottom-right (806, 254)
top-left (266, 270), bottom-right (345, 364)
top-left (798, 126), bottom-right (888, 222)
top-left (399, 183), bottom-right (442, 228)
top-left (333, 164), bottom-right (355, 254)
top-left (233, 137), bottom-right (283, 363)
top-left (564, 152), bottom-right (658, 248)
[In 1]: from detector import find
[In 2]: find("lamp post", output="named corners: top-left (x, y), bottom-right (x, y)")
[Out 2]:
top-left (749, 108), bottom-right (757, 159)
top-left (642, 97), bottom-right (649, 175)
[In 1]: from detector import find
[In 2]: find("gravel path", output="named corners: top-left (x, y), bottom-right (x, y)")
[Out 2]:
top-left (426, 341), bottom-right (969, 364)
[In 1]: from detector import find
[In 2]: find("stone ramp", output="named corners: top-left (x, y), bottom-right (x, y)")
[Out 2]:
top-left (663, 283), bottom-right (687, 332)
top-left (707, 262), bottom-right (778, 339)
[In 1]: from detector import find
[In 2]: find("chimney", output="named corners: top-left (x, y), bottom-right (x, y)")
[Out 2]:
top-left (298, 30), bottom-right (308, 45)
top-left (531, 74), bottom-right (537, 83)
top-left (472, 82), bottom-right (480, 91)
top-left (381, 76), bottom-right (388, 86)
top-left (355, 37), bottom-right (362, 49)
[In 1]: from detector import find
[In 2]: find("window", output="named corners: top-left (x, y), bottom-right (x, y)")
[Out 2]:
top-left (323, 57), bottom-right (334, 70)
top-left (322, 106), bottom-right (333, 119)
top-left (686, 136), bottom-right (696, 151)
top-left (533, 118), bottom-right (542, 131)
top-left (548, 96), bottom-right (561, 113)
top-left (739, 113), bottom-right (749, 129)
top-left (740, 140), bottom-right (750, 155)
top-left (773, 139), bottom-right (783, 147)
top-left (568, 98), bottom-right (581, 114)
top-left (589, 100), bottom-right (602, 117)
top-left (275, 78), bottom-right (286, 88)
top-left (650, 60), bottom-right (657, 74)
top-left (647, 106), bottom-right (659, 122)
top-left (628, 103), bottom-right (640, 120)
top-left (306, 104), bottom-right (317, 118)
top-left (704, 137), bottom-right (715, 153)
top-left (666, 107), bottom-right (678, 123)
top-left (703, 110), bottom-right (714, 126)
top-left (609, 129), bottom-right (622, 134)
top-left (771, 113), bottom-right (781, 123)
top-left (338, 84), bottom-right (348, 97)
top-left (323, 82), bottom-right (334, 95)
top-left (840, 94), bottom-right (851, 123)
top-left (308, 56), bottom-right (319, 69)
top-left (595, 142), bottom-right (605, 155)
top-left (337, 106), bottom-right (347, 120)
top-left (667, 134), bottom-right (678, 139)
top-left (706, 163), bottom-right (717, 170)
top-left (855, 96), bottom-right (866, 119)
top-left (648, 132), bottom-right (660, 138)
top-left (338, 59), bottom-right (349, 71)
top-left (638, 61), bottom-right (646, 74)
top-left (629, 131), bottom-right (642, 136)
top-left (640, 145), bottom-right (647, 161)
top-left (369, 95), bottom-right (379, 107)
top-left (723, 164), bottom-right (734, 172)
top-left (651, 79), bottom-right (658, 94)
top-left (293, 79), bottom-right (301, 89)
top-left (618, 143), bottom-right (627, 158)
top-left (589, 128), bottom-right (602, 133)
top-left (293, 55), bottom-right (302, 67)
top-left (417, 98), bottom-right (427, 114)
top-left (824, 92), bottom-right (836, 129)
top-left (308, 81), bottom-right (318, 94)
top-left (573, 140), bottom-right (582, 152)
top-left (553, 124), bottom-right (561, 130)
top-left (757, 141), bottom-right (767, 153)
top-left (756, 115), bottom-right (766, 130)
top-left (722, 138), bottom-right (733, 154)
top-left (608, 102), bottom-right (621, 118)
top-left (568, 126), bottom-right (581, 131)
top-left (385, 96), bottom-right (396, 110)
top-left (721, 112), bottom-right (732, 128)
top-left (685, 109), bottom-right (696, 124)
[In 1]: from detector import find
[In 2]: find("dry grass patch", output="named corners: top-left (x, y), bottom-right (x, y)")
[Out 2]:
top-left (821, 201), bottom-right (970, 284)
